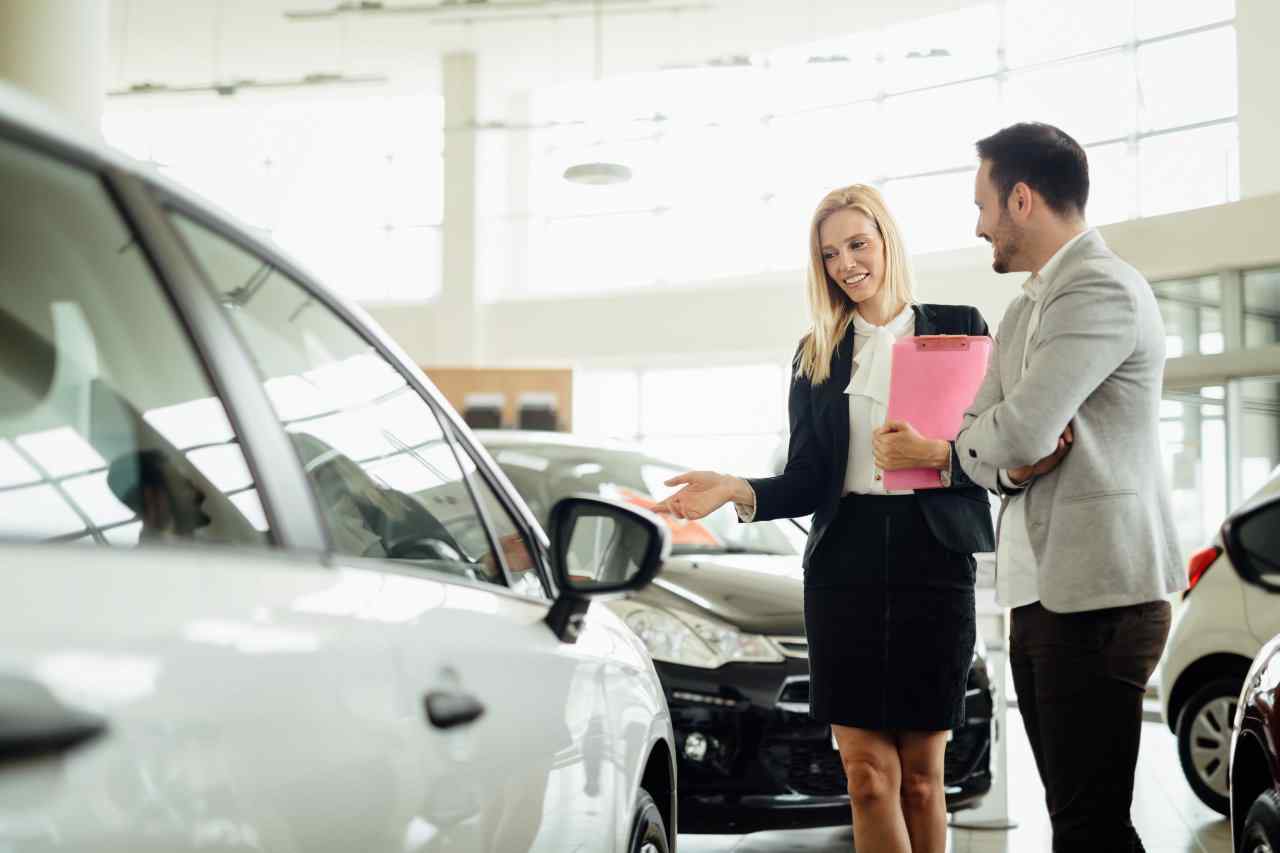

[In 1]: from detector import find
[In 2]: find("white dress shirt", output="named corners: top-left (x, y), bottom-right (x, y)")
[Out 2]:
top-left (843, 305), bottom-right (917, 496)
top-left (737, 304), bottom-right (935, 522)
top-left (995, 228), bottom-right (1094, 608)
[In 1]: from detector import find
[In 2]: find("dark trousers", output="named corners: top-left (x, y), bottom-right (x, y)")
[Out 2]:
top-left (1010, 599), bottom-right (1171, 853)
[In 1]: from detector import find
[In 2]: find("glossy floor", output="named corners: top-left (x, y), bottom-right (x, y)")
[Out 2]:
top-left (676, 710), bottom-right (1230, 853)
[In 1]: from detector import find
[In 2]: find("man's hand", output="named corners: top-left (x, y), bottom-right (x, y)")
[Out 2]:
top-left (1008, 424), bottom-right (1074, 485)
top-left (873, 420), bottom-right (951, 472)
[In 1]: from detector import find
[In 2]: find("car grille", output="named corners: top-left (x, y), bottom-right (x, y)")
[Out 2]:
top-left (761, 737), bottom-right (847, 797)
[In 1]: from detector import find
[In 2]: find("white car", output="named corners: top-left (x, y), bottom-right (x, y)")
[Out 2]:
top-left (0, 84), bottom-right (676, 853)
top-left (1159, 465), bottom-right (1280, 816)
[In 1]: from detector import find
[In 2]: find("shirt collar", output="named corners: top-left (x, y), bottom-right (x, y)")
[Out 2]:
top-left (1023, 228), bottom-right (1093, 302)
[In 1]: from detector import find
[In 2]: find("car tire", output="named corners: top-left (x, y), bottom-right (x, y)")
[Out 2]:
top-left (1241, 789), bottom-right (1280, 853)
top-left (627, 787), bottom-right (669, 853)
top-left (1176, 677), bottom-right (1240, 816)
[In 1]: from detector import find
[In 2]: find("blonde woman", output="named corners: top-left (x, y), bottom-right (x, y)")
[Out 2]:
top-left (655, 185), bottom-right (995, 853)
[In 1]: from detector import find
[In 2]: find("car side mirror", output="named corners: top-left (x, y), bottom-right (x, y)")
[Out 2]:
top-left (1222, 496), bottom-right (1280, 593)
top-left (544, 495), bottom-right (669, 643)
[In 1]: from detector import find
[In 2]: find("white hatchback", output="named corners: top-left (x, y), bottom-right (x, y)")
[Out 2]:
top-left (0, 85), bottom-right (676, 853)
top-left (1158, 466), bottom-right (1280, 816)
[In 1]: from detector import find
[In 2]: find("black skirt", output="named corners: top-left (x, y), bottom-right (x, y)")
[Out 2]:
top-left (804, 493), bottom-right (977, 731)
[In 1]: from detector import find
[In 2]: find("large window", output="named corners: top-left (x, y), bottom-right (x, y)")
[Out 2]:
top-left (1157, 267), bottom-right (1280, 552)
top-left (506, 1), bottom-right (1238, 299)
top-left (573, 363), bottom-right (790, 477)
top-left (104, 93), bottom-right (445, 304)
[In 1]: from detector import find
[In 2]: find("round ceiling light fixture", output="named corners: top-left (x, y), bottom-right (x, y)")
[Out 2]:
top-left (563, 161), bottom-right (633, 185)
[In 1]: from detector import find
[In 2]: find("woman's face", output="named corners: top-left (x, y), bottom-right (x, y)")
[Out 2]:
top-left (819, 207), bottom-right (885, 306)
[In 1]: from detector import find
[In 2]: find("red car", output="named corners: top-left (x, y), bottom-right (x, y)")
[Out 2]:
top-left (1225, 487), bottom-right (1280, 852)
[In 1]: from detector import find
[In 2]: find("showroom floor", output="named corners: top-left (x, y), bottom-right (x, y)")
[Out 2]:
top-left (678, 678), bottom-right (1230, 853)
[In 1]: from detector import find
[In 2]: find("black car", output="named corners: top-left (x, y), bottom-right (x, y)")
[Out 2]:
top-left (478, 430), bottom-right (994, 833)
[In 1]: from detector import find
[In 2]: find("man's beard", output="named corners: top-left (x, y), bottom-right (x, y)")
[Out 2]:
top-left (991, 215), bottom-right (1021, 274)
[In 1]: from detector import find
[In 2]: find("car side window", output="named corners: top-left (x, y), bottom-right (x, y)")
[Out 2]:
top-left (448, 434), bottom-right (546, 600)
top-left (171, 214), bottom-right (512, 587)
top-left (0, 136), bottom-right (270, 548)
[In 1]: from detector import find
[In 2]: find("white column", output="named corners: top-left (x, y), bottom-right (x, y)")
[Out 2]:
top-left (0, 0), bottom-right (109, 134)
top-left (438, 51), bottom-right (483, 364)
top-left (1237, 0), bottom-right (1280, 198)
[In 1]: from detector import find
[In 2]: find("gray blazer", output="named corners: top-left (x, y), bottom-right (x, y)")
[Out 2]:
top-left (955, 230), bottom-right (1186, 613)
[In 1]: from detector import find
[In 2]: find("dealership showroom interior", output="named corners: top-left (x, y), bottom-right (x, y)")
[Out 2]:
top-left (4, 0), bottom-right (1280, 851)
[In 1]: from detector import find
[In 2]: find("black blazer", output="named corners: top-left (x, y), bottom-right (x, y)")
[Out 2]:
top-left (747, 303), bottom-right (997, 568)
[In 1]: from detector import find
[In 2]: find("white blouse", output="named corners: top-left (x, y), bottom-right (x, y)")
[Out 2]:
top-left (844, 305), bottom-right (916, 496)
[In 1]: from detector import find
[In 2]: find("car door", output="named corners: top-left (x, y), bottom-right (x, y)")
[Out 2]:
top-left (1237, 498), bottom-right (1280, 644)
top-left (167, 211), bottom-right (641, 851)
top-left (0, 130), bottom-right (418, 851)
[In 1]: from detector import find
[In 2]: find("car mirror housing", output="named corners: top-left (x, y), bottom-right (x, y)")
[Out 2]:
top-left (545, 495), bottom-right (669, 643)
top-left (1222, 495), bottom-right (1280, 593)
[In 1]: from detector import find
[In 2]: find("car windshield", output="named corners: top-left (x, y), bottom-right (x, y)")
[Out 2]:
top-left (490, 443), bottom-right (803, 557)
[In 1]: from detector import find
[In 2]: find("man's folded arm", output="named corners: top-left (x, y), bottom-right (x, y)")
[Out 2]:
top-left (955, 277), bottom-right (1137, 471)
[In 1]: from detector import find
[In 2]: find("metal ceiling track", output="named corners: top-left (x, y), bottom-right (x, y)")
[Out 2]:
top-left (283, 0), bottom-right (709, 23)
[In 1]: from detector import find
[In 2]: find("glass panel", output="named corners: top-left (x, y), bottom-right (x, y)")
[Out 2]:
top-left (883, 168), bottom-right (983, 255)
top-left (1240, 377), bottom-right (1280, 501)
top-left (1244, 268), bottom-right (1280, 348)
top-left (175, 215), bottom-right (525, 590)
top-left (1004, 0), bottom-right (1132, 68)
top-left (640, 365), bottom-right (784, 437)
top-left (1003, 52), bottom-right (1135, 145)
top-left (1137, 28), bottom-right (1238, 133)
top-left (1161, 387), bottom-right (1228, 558)
top-left (104, 93), bottom-right (445, 304)
top-left (573, 369), bottom-right (640, 439)
top-left (1153, 276), bottom-right (1223, 357)
top-left (1136, 0), bottom-right (1234, 41)
top-left (878, 3), bottom-right (1000, 92)
top-left (882, 79), bottom-right (999, 175)
top-left (1139, 122), bottom-right (1239, 217)
top-left (1085, 142), bottom-right (1138, 226)
top-left (0, 136), bottom-right (269, 547)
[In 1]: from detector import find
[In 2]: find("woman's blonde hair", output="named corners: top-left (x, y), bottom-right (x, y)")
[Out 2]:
top-left (796, 184), bottom-right (916, 384)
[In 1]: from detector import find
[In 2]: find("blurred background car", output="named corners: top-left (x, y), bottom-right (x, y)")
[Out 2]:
top-left (1158, 465), bottom-right (1280, 815)
top-left (1221, 482), bottom-right (1280, 851)
top-left (479, 429), bottom-right (994, 833)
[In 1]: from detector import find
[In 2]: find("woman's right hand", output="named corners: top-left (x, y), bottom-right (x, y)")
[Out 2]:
top-left (652, 471), bottom-right (746, 520)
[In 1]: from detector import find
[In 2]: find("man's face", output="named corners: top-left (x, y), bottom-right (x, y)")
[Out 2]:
top-left (974, 160), bottom-right (1024, 275)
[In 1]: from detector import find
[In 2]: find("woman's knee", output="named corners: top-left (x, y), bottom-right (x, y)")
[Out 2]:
top-left (843, 757), bottom-right (896, 807)
top-left (899, 769), bottom-right (942, 812)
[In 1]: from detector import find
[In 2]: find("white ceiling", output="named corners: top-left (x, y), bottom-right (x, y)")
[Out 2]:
top-left (109, 0), bottom-right (986, 111)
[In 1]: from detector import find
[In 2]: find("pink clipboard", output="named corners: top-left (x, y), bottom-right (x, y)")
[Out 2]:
top-left (883, 335), bottom-right (992, 491)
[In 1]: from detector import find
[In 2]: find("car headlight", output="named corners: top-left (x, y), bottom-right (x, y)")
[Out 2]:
top-left (607, 600), bottom-right (784, 668)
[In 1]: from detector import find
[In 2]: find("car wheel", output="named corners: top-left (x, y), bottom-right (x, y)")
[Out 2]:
top-left (627, 786), bottom-right (669, 853)
top-left (1242, 790), bottom-right (1280, 853)
top-left (1176, 677), bottom-right (1240, 816)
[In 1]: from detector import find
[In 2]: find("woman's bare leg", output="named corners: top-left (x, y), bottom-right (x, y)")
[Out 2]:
top-left (896, 730), bottom-right (950, 853)
top-left (831, 724), bottom-right (912, 853)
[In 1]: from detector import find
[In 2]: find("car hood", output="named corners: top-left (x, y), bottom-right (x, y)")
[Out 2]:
top-left (635, 553), bottom-right (805, 636)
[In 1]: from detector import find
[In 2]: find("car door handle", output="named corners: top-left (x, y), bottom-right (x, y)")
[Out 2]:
top-left (423, 689), bottom-right (485, 730)
top-left (0, 675), bottom-right (108, 762)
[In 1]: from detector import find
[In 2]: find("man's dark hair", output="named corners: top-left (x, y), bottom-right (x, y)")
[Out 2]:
top-left (975, 122), bottom-right (1089, 216)
top-left (107, 449), bottom-right (170, 513)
